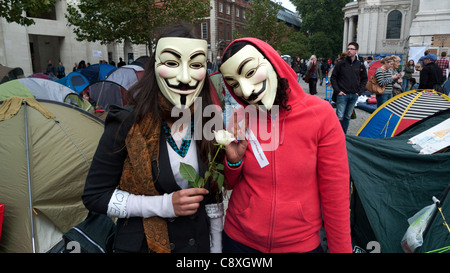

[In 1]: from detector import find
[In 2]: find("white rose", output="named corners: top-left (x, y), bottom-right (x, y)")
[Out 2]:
top-left (213, 130), bottom-right (235, 146)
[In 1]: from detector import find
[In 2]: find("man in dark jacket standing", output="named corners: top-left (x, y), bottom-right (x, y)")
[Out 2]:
top-left (419, 54), bottom-right (443, 91)
top-left (330, 42), bottom-right (368, 134)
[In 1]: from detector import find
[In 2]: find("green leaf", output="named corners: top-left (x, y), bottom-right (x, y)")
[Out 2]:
top-left (216, 163), bottom-right (224, 171)
top-left (212, 171), bottom-right (218, 182)
top-left (179, 162), bottom-right (198, 183)
top-left (217, 174), bottom-right (224, 193)
top-left (196, 176), bottom-right (204, 188)
top-left (204, 170), bottom-right (211, 184)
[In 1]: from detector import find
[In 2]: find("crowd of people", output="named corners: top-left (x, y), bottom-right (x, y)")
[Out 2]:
top-left (289, 45), bottom-right (448, 134)
top-left (44, 56), bottom-right (131, 80)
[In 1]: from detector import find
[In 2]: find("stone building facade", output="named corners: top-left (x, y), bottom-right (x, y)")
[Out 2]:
top-left (0, 0), bottom-right (146, 76)
top-left (342, 0), bottom-right (450, 61)
top-left (0, 0), bottom-right (299, 76)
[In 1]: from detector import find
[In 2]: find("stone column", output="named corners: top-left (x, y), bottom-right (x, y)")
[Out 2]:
top-left (348, 16), bottom-right (355, 44)
top-left (343, 17), bottom-right (349, 51)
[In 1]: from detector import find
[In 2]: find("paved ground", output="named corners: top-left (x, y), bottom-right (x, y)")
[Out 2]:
top-left (296, 77), bottom-right (372, 136)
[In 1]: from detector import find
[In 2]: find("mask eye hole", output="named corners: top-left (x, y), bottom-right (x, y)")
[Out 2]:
top-left (245, 69), bottom-right (256, 78)
top-left (190, 63), bottom-right (204, 69)
top-left (225, 77), bottom-right (239, 89)
top-left (164, 61), bottom-right (178, 68)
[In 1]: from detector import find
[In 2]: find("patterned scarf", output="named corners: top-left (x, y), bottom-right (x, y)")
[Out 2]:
top-left (118, 94), bottom-right (172, 253)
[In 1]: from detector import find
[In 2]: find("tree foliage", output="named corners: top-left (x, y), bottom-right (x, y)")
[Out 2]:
top-left (0, 0), bottom-right (57, 26)
top-left (65, 0), bottom-right (210, 50)
top-left (236, 0), bottom-right (289, 50)
top-left (277, 30), bottom-right (310, 59)
top-left (292, 0), bottom-right (352, 58)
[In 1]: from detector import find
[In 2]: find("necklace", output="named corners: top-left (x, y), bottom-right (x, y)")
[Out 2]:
top-left (162, 120), bottom-right (194, 157)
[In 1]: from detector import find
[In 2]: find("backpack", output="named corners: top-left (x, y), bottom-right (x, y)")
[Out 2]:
top-left (49, 212), bottom-right (116, 253)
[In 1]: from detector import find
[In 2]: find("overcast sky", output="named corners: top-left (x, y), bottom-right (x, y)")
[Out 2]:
top-left (273, 0), bottom-right (297, 12)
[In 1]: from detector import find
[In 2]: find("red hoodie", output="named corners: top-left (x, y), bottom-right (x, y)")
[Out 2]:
top-left (222, 38), bottom-right (352, 253)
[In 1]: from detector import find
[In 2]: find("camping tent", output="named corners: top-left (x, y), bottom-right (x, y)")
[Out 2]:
top-left (357, 90), bottom-right (450, 138)
top-left (348, 109), bottom-right (450, 253)
top-left (105, 66), bottom-right (139, 90)
top-left (28, 73), bottom-right (58, 81)
top-left (0, 64), bottom-right (25, 84)
top-left (131, 56), bottom-right (150, 68)
top-left (0, 97), bottom-right (104, 253)
top-left (0, 78), bottom-right (94, 113)
top-left (55, 72), bottom-right (90, 94)
top-left (122, 64), bottom-right (144, 80)
top-left (88, 81), bottom-right (125, 111)
top-left (78, 63), bottom-right (116, 85)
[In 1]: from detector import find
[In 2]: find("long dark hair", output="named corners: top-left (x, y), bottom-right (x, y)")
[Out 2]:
top-left (125, 23), bottom-right (223, 166)
top-left (221, 41), bottom-right (291, 111)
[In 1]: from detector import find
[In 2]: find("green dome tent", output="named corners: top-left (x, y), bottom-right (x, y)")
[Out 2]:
top-left (0, 97), bottom-right (104, 252)
top-left (348, 109), bottom-right (450, 253)
top-left (0, 78), bottom-right (94, 114)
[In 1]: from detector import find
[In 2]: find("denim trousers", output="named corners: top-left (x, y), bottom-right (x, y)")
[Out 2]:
top-left (376, 93), bottom-right (392, 108)
top-left (335, 93), bottom-right (358, 134)
top-left (402, 78), bottom-right (410, 92)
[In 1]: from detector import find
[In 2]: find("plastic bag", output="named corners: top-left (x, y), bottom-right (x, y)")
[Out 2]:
top-left (401, 200), bottom-right (437, 253)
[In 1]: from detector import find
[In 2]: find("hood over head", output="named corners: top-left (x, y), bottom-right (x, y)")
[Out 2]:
top-left (220, 37), bottom-right (305, 110)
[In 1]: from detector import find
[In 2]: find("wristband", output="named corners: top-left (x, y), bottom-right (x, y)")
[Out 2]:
top-left (227, 158), bottom-right (243, 167)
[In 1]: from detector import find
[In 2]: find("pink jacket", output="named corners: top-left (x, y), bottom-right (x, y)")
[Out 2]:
top-left (222, 38), bottom-right (352, 253)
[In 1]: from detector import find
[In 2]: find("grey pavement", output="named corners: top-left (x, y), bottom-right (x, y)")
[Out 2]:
top-left (296, 77), bottom-right (372, 136)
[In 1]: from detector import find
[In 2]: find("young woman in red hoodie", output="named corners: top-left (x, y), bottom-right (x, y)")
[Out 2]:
top-left (219, 38), bottom-right (352, 253)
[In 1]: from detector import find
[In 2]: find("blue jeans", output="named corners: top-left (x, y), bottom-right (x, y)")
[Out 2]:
top-left (376, 93), bottom-right (392, 108)
top-left (336, 93), bottom-right (358, 134)
top-left (402, 78), bottom-right (410, 92)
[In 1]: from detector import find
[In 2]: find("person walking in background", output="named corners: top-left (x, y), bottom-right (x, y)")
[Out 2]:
top-left (117, 57), bottom-right (126, 67)
top-left (320, 58), bottom-right (328, 86)
top-left (330, 42), bottom-right (367, 134)
top-left (419, 53), bottom-right (443, 90)
top-left (56, 61), bottom-right (65, 79)
top-left (303, 55), bottom-right (322, 95)
top-left (375, 56), bottom-right (402, 108)
top-left (402, 60), bottom-right (415, 91)
top-left (46, 59), bottom-right (56, 76)
top-left (77, 60), bottom-right (87, 70)
top-left (292, 56), bottom-right (302, 83)
top-left (364, 56), bottom-right (373, 72)
top-left (391, 55), bottom-right (403, 96)
top-left (436, 51), bottom-right (449, 81)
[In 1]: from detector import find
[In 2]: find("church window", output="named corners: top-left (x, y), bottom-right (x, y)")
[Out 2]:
top-left (386, 10), bottom-right (402, 39)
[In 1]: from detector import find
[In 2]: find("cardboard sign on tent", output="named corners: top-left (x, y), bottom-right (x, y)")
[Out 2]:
top-left (0, 97), bottom-right (104, 253)
top-left (357, 90), bottom-right (450, 138)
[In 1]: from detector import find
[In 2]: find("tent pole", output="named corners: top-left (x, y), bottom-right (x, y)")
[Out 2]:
top-left (23, 101), bottom-right (36, 253)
